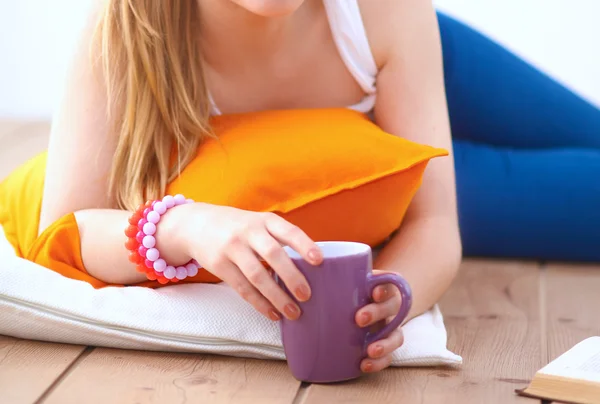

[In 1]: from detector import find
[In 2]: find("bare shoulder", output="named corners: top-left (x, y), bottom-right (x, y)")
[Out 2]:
top-left (358, 0), bottom-right (436, 68)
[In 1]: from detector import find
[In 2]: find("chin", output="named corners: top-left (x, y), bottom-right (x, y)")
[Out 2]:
top-left (230, 0), bottom-right (306, 16)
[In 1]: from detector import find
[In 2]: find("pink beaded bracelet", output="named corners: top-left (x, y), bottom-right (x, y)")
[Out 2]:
top-left (125, 194), bottom-right (199, 285)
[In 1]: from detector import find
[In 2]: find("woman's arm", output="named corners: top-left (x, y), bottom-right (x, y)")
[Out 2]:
top-left (37, 3), bottom-right (161, 284)
top-left (39, 2), bottom-right (115, 235)
top-left (362, 0), bottom-right (462, 320)
top-left (37, 2), bottom-right (201, 283)
top-left (74, 209), bottom-right (193, 284)
top-left (38, 3), bottom-right (145, 282)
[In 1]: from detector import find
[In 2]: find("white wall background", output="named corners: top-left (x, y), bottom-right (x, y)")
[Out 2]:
top-left (434, 0), bottom-right (600, 107)
top-left (0, 0), bottom-right (599, 120)
top-left (0, 0), bottom-right (92, 120)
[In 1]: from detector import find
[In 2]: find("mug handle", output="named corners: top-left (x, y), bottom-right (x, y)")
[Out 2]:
top-left (365, 272), bottom-right (413, 346)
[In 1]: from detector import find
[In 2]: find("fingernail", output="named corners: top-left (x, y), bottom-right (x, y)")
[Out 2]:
top-left (284, 304), bottom-right (300, 320)
top-left (360, 312), bottom-right (371, 326)
top-left (268, 309), bottom-right (281, 321)
top-left (362, 361), bottom-right (373, 372)
top-left (374, 287), bottom-right (387, 302)
top-left (308, 249), bottom-right (321, 263)
top-left (373, 345), bottom-right (384, 358)
top-left (295, 285), bottom-right (311, 301)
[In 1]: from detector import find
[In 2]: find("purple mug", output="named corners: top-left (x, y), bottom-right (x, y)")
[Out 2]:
top-left (278, 241), bottom-right (412, 383)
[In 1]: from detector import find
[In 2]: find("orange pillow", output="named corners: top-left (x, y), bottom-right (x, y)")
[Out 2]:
top-left (0, 108), bottom-right (447, 287)
top-left (167, 108), bottom-right (447, 246)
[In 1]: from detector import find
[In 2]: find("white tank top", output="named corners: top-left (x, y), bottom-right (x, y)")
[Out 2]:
top-left (210, 0), bottom-right (378, 115)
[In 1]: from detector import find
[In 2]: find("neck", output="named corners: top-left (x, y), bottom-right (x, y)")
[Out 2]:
top-left (198, 0), bottom-right (317, 68)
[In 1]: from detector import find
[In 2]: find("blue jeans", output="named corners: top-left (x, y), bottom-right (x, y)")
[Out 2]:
top-left (438, 12), bottom-right (600, 261)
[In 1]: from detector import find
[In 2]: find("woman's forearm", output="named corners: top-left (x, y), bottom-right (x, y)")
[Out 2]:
top-left (74, 207), bottom-right (191, 284)
top-left (374, 216), bottom-right (462, 321)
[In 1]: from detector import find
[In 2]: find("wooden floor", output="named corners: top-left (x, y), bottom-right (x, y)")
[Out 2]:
top-left (2, 261), bottom-right (599, 404)
top-left (1, 122), bottom-right (599, 403)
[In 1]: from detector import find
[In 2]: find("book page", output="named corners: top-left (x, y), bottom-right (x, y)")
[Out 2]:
top-left (539, 337), bottom-right (600, 383)
top-left (580, 352), bottom-right (600, 372)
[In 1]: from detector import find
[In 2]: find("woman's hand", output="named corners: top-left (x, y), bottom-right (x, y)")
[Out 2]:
top-left (171, 203), bottom-right (323, 322)
top-left (355, 270), bottom-right (405, 373)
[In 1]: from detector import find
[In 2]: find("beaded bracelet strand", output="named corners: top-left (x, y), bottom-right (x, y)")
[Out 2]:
top-left (124, 194), bottom-right (199, 284)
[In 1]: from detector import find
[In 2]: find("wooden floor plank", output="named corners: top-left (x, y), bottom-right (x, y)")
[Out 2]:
top-left (302, 260), bottom-right (543, 404)
top-left (545, 263), bottom-right (600, 362)
top-left (42, 348), bottom-right (302, 404)
top-left (0, 336), bottom-right (85, 404)
top-left (0, 121), bottom-right (50, 181)
top-left (0, 120), bottom-right (30, 138)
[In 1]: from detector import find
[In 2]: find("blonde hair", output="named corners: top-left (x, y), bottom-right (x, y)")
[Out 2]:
top-left (96, 0), bottom-right (213, 210)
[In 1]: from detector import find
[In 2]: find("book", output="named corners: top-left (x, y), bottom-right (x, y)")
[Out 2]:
top-left (518, 337), bottom-right (600, 404)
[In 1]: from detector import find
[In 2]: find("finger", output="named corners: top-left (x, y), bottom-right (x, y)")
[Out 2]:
top-left (355, 296), bottom-right (402, 327)
top-left (367, 328), bottom-right (404, 359)
top-left (263, 213), bottom-right (322, 265)
top-left (372, 283), bottom-right (400, 303)
top-left (361, 355), bottom-right (393, 373)
top-left (248, 227), bottom-right (312, 303)
top-left (228, 243), bottom-right (302, 321)
top-left (214, 257), bottom-right (281, 322)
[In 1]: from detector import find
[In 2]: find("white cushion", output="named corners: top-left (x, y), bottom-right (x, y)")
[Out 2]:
top-left (0, 226), bottom-right (462, 367)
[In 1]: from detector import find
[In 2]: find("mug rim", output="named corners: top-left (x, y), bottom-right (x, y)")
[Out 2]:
top-left (284, 241), bottom-right (371, 259)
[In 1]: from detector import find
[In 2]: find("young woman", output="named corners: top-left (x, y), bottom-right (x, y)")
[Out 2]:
top-left (38, 0), bottom-right (600, 374)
